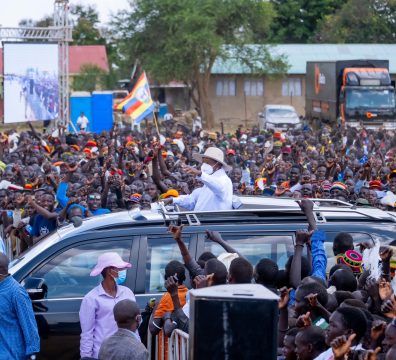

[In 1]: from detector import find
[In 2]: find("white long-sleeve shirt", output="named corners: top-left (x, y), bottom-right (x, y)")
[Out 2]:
top-left (173, 168), bottom-right (233, 211)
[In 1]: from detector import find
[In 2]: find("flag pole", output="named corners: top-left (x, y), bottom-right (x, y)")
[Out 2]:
top-left (153, 111), bottom-right (160, 136)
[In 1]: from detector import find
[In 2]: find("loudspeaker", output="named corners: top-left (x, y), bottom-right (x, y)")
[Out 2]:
top-left (189, 284), bottom-right (279, 360)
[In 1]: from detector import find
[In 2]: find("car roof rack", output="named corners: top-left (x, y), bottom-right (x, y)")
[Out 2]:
top-left (157, 202), bottom-right (395, 226)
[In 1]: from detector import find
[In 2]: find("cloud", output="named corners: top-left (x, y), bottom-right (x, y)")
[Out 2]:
top-left (0, 0), bottom-right (129, 27)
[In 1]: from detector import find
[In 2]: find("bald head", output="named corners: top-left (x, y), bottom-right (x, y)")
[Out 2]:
top-left (113, 299), bottom-right (140, 329)
top-left (0, 252), bottom-right (9, 276)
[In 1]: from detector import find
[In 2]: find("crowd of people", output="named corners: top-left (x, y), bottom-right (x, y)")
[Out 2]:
top-left (1, 119), bottom-right (396, 359)
top-left (0, 120), bottom-right (396, 258)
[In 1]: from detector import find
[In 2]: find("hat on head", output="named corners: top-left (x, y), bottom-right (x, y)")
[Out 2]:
top-left (330, 182), bottom-right (347, 192)
top-left (226, 149), bottom-right (236, 156)
top-left (90, 252), bottom-right (131, 276)
top-left (159, 189), bottom-right (179, 199)
top-left (126, 193), bottom-right (142, 203)
top-left (336, 250), bottom-right (362, 274)
top-left (274, 141), bottom-right (282, 148)
top-left (321, 180), bottom-right (332, 191)
top-left (208, 132), bottom-right (217, 140)
top-left (86, 140), bottom-right (97, 147)
top-left (369, 180), bottom-right (382, 190)
top-left (273, 132), bottom-right (282, 140)
top-left (282, 146), bottom-right (292, 154)
top-left (193, 147), bottom-right (231, 172)
top-left (70, 144), bottom-right (80, 152)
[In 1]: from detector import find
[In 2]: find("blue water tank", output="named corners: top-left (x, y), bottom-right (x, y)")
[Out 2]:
top-left (70, 92), bottom-right (91, 133)
top-left (91, 91), bottom-right (113, 134)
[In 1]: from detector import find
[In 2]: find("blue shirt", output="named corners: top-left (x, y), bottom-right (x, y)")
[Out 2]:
top-left (289, 230), bottom-right (327, 305)
top-left (56, 182), bottom-right (110, 216)
top-left (31, 214), bottom-right (57, 238)
top-left (0, 275), bottom-right (40, 359)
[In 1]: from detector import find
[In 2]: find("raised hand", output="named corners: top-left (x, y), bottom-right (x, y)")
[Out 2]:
top-left (278, 287), bottom-right (291, 310)
top-left (295, 229), bottom-right (314, 246)
top-left (370, 320), bottom-right (387, 342)
top-left (168, 225), bottom-right (184, 241)
top-left (331, 333), bottom-right (356, 359)
top-left (381, 295), bottom-right (396, 318)
top-left (305, 293), bottom-right (318, 308)
top-left (296, 199), bottom-right (314, 213)
top-left (379, 279), bottom-right (393, 301)
top-left (296, 311), bottom-right (312, 328)
top-left (164, 275), bottom-right (178, 296)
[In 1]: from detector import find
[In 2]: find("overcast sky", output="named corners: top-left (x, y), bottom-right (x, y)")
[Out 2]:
top-left (0, 0), bottom-right (130, 27)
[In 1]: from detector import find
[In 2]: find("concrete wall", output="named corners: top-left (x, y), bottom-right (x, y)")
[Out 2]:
top-left (209, 74), bottom-right (305, 131)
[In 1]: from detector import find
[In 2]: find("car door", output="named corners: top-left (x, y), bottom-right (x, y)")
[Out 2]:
top-left (22, 233), bottom-right (136, 360)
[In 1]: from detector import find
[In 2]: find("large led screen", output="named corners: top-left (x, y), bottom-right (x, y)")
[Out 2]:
top-left (3, 43), bottom-right (59, 123)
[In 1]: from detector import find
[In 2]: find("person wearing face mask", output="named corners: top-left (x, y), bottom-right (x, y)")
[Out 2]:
top-left (79, 252), bottom-right (136, 360)
top-left (163, 147), bottom-right (233, 211)
top-left (98, 299), bottom-right (148, 360)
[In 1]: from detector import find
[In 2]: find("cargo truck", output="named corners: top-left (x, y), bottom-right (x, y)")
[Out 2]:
top-left (306, 60), bottom-right (396, 128)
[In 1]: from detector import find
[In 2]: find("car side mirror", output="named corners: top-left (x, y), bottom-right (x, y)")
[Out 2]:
top-left (23, 277), bottom-right (47, 300)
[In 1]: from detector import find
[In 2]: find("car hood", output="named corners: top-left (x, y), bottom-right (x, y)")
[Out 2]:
top-left (267, 113), bottom-right (300, 124)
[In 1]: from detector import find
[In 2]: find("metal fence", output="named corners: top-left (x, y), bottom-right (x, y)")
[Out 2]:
top-left (148, 329), bottom-right (189, 360)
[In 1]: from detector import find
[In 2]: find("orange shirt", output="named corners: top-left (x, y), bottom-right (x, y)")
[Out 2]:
top-left (154, 285), bottom-right (188, 360)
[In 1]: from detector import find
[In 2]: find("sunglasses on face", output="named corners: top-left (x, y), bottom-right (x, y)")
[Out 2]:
top-left (88, 195), bottom-right (101, 200)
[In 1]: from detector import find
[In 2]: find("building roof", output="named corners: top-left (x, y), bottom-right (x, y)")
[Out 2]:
top-left (211, 44), bottom-right (396, 75)
top-left (0, 45), bottom-right (109, 75)
top-left (69, 45), bottom-right (109, 74)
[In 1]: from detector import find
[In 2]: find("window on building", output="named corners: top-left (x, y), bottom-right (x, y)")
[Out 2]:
top-left (282, 78), bottom-right (302, 97)
top-left (244, 79), bottom-right (264, 97)
top-left (215, 78), bottom-right (236, 96)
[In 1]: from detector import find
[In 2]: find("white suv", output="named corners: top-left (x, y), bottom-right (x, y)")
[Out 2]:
top-left (258, 104), bottom-right (302, 131)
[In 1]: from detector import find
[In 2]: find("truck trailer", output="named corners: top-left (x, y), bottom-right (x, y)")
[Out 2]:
top-left (306, 60), bottom-right (396, 128)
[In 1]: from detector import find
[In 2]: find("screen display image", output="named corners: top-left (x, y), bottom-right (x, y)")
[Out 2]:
top-left (3, 43), bottom-right (59, 124)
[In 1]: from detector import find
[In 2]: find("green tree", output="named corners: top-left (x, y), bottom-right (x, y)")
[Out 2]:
top-left (72, 64), bottom-right (108, 92)
top-left (315, 0), bottom-right (396, 43)
top-left (70, 4), bottom-right (105, 45)
top-left (19, 16), bottom-right (53, 27)
top-left (111, 0), bottom-right (287, 129)
top-left (270, 0), bottom-right (344, 43)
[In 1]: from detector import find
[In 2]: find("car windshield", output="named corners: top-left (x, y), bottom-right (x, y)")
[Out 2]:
top-left (267, 108), bottom-right (296, 117)
top-left (346, 88), bottom-right (395, 109)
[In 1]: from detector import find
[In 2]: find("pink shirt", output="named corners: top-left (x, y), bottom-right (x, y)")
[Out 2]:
top-left (79, 283), bottom-right (136, 359)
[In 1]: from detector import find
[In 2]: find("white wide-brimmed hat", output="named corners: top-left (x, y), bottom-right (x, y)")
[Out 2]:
top-left (192, 147), bottom-right (231, 172)
top-left (90, 252), bottom-right (131, 276)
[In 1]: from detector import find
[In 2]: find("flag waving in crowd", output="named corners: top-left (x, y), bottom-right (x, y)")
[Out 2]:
top-left (114, 72), bottom-right (155, 124)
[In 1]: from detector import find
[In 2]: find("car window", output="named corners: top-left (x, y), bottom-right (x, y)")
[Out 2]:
top-left (324, 232), bottom-right (374, 273)
top-left (146, 236), bottom-right (190, 293)
top-left (204, 234), bottom-right (294, 269)
top-left (29, 239), bottom-right (132, 299)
